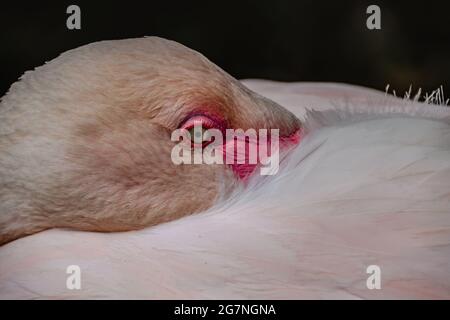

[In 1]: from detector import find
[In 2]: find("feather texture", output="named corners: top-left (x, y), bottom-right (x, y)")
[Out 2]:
top-left (1, 81), bottom-right (449, 299)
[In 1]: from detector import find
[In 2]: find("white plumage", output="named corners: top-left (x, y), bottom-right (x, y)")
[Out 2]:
top-left (0, 81), bottom-right (449, 299)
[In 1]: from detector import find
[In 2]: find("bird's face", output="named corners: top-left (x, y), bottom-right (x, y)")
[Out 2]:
top-left (0, 37), bottom-right (301, 242)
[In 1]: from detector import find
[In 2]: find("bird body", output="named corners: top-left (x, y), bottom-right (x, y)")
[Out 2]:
top-left (0, 38), bottom-right (449, 299)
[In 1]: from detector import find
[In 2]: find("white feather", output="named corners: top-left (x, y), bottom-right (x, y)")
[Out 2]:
top-left (0, 81), bottom-right (449, 299)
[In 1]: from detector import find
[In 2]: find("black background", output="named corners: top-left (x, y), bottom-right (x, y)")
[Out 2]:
top-left (1, 1), bottom-right (449, 97)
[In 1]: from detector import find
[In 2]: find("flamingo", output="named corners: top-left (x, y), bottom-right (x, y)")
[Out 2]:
top-left (0, 38), bottom-right (449, 299)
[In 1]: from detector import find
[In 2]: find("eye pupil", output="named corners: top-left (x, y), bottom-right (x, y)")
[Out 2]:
top-left (187, 126), bottom-right (206, 143)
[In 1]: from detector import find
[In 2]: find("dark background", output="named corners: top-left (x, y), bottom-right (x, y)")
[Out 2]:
top-left (1, 1), bottom-right (449, 97)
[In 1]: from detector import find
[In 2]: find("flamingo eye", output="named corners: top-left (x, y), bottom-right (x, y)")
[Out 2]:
top-left (180, 115), bottom-right (219, 146)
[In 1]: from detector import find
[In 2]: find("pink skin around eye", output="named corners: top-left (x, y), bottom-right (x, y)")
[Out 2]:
top-left (181, 115), bottom-right (219, 131)
top-left (179, 113), bottom-right (301, 180)
top-left (179, 110), bottom-right (227, 131)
